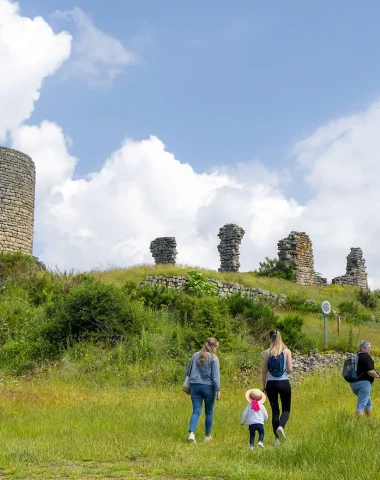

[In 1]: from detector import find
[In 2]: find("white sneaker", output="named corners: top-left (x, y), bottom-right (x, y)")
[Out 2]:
top-left (257, 441), bottom-right (264, 448)
top-left (204, 435), bottom-right (212, 442)
top-left (276, 426), bottom-right (286, 440)
top-left (188, 432), bottom-right (196, 443)
top-left (249, 445), bottom-right (254, 451)
top-left (273, 438), bottom-right (281, 446)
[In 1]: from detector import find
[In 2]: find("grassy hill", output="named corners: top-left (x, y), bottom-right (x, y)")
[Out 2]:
top-left (0, 255), bottom-right (379, 478)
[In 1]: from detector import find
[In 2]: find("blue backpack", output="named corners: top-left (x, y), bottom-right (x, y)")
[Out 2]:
top-left (268, 349), bottom-right (286, 377)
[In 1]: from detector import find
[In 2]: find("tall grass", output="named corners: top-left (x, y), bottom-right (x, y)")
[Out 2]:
top-left (0, 370), bottom-right (379, 479)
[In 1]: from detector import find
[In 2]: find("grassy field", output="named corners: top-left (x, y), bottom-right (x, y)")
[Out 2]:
top-left (0, 369), bottom-right (379, 480)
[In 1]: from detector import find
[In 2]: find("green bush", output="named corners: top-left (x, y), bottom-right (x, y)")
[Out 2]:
top-left (255, 257), bottom-right (296, 281)
top-left (338, 300), bottom-right (372, 325)
top-left (185, 270), bottom-right (217, 296)
top-left (51, 280), bottom-right (145, 345)
top-left (276, 313), bottom-right (305, 350)
top-left (357, 289), bottom-right (377, 309)
top-left (284, 296), bottom-right (320, 314)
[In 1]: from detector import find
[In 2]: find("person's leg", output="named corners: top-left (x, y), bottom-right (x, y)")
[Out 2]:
top-left (189, 384), bottom-right (203, 433)
top-left (278, 380), bottom-right (292, 429)
top-left (257, 424), bottom-right (264, 443)
top-left (248, 424), bottom-right (255, 446)
top-left (266, 381), bottom-right (280, 436)
top-left (352, 381), bottom-right (371, 418)
top-left (203, 385), bottom-right (216, 436)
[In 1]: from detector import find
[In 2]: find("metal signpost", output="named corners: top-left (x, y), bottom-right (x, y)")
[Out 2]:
top-left (321, 300), bottom-right (331, 348)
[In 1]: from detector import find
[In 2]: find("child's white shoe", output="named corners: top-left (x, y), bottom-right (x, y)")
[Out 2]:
top-left (188, 432), bottom-right (196, 443)
top-left (204, 435), bottom-right (212, 442)
top-left (249, 445), bottom-right (254, 451)
top-left (257, 441), bottom-right (264, 448)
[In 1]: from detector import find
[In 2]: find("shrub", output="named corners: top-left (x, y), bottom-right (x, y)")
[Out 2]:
top-left (185, 270), bottom-right (217, 296)
top-left (284, 296), bottom-right (320, 314)
top-left (227, 293), bottom-right (278, 341)
top-left (255, 257), bottom-right (295, 281)
top-left (276, 314), bottom-right (305, 350)
top-left (338, 300), bottom-right (372, 325)
top-left (357, 289), bottom-right (377, 309)
top-left (51, 280), bottom-right (143, 345)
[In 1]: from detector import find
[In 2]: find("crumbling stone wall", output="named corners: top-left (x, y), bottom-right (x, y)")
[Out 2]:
top-left (149, 237), bottom-right (177, 264)
top-left (278, 231), bottom-right (325, 286)
top-left (332, 248), bottom-right (368, 290)
top-left (0, 147), bottom-right (35, 255)
top-left (217, 224), bottom-right (245, 272)
top-left (140, 275), bottom-right (287, 305)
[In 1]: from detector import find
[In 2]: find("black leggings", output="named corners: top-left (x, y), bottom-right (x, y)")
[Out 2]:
top-left (266, 380), bottom-right (291, 437)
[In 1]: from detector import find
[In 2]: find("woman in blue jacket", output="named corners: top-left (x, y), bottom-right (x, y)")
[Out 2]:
top-left (185, 337), bottom-right (221, 443)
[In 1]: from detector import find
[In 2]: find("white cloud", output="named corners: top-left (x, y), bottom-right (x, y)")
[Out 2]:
top-left (0, 0), bottom-right (71, 140)
top-left (11, 124), bottom-right (303, 272)
top-left (53, 7), bottom-right (136, 87)
top-left (291, 100), bottom-right (380, 286)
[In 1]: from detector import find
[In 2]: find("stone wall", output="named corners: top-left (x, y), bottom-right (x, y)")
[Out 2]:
top-left (139, 275), bottom-right (287, 305)
top-left (217, 224), bottom-right (245, 272)
top-left (150, 237), bottom-right (177, 264)
top-left (278, 231), bottom-right (326, 286)
top-left (332, 248), bottom-right (368, 290)
top-left (0, 147), bottom-right (35, 255)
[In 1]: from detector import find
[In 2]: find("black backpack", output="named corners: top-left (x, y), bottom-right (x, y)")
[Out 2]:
top-left (268, 349), bottom-right (286, 377)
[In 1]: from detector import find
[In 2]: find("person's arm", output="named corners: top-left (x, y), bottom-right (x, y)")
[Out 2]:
top-left (261, 405), bottom-right (268, 422)
top-left (241, 405), bottom-right (249, 425)
top-left (212, 356), bottom-right (221, 400)
top-left (286, 349), bottom-right (293, 373)
top-left (262, 350), bottom-right (268, 391)
top-left (184, 354), bottom-right (195, 379)
top-left (367, 369), bottom-right (380, 378)
top-left (365, 355), bottom-right (379, 378)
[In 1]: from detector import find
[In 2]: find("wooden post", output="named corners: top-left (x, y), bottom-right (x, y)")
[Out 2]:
top-left (337, 315), bottom-right (341, 336)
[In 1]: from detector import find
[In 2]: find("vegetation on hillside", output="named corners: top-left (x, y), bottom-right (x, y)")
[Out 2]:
top-left (0, 252), bottom-right (380, 383)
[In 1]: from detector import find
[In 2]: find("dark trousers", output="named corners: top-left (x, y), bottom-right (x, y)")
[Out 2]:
top-left (249, 423), bottom-right (264, 445)
top-left (266, 379), bottom-right (291, 437)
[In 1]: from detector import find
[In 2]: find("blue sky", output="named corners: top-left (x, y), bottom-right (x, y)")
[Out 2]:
top-left (19, 1), bottom-right (380, 192)
top-left (3, 0), bottom-right (380, 286)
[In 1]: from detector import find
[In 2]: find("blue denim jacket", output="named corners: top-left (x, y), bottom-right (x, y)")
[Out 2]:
top-left (185, 351), bottom-right (221, 391)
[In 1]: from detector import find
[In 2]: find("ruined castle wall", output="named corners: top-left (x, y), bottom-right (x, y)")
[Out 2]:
top-left (217, 224), bottom-right (245, 272)
top-left (150, 237), bottom-right (177, 264)
top-left (0, 147), bottom-right (35, 255)
top-left (278, 231), bottom-right (325, 286)
top-left (332, 248), bottom-right (368, 290)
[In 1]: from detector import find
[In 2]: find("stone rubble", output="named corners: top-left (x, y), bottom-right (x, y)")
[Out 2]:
top-left (217, 224), bottom-right (245, 273)
top-left (277, 231), bottom-right (326, 286)
top-left (0, 147), bottom-right (35, 255)
top-left (149, 237), bottom-right (177, 265)
top-left (332, 247), bottom-right (368, 290)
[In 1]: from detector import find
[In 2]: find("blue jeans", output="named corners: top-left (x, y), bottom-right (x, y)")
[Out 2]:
top-left (350, 380), bottom-right (372, 412)
top-left (189, 383), bottom-right (216, 436)
top-left (249, 423), bottom-right (264, 445)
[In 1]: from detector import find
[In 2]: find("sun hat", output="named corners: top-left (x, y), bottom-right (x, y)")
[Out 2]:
top-left (245, 388), bottom-right (266, 404)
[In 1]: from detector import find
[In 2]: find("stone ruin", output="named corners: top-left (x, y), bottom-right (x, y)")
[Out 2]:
top-left (278, 231), bottom-right (326, 286)
top-left (149, 237), bottom-right (177, 265)
top-left (332, 248), bottom-right (368, 290)
top-left (217, 223), bottom-right (245, 272)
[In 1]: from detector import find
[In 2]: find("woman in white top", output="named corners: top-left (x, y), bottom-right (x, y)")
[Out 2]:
top-left (262, 329), bottom-right (293, 446)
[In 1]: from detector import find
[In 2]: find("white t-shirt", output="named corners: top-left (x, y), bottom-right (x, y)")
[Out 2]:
top-left (240, 404), bottom-right (268, 425)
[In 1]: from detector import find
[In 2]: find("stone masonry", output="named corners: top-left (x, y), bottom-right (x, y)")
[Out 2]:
top-left (0, 147), bottom-right (35, 254)
top-left (278, 231), bottom-right (325, 286)
top-left (139, 275), bottom-right (287, 305)
top-left (332, 248), bottom-right (368, 290)
top-left (150, 237), bottom-right (177, 264)
top-left (217, 224), bottom-right (245, 272)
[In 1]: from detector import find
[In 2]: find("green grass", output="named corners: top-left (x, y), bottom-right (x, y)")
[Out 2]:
top-left (0, 370), bottom-right (379, 479)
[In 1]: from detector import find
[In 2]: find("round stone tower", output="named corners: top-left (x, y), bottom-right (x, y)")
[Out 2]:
top-left (0, 147), bottom-right (35, 255)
